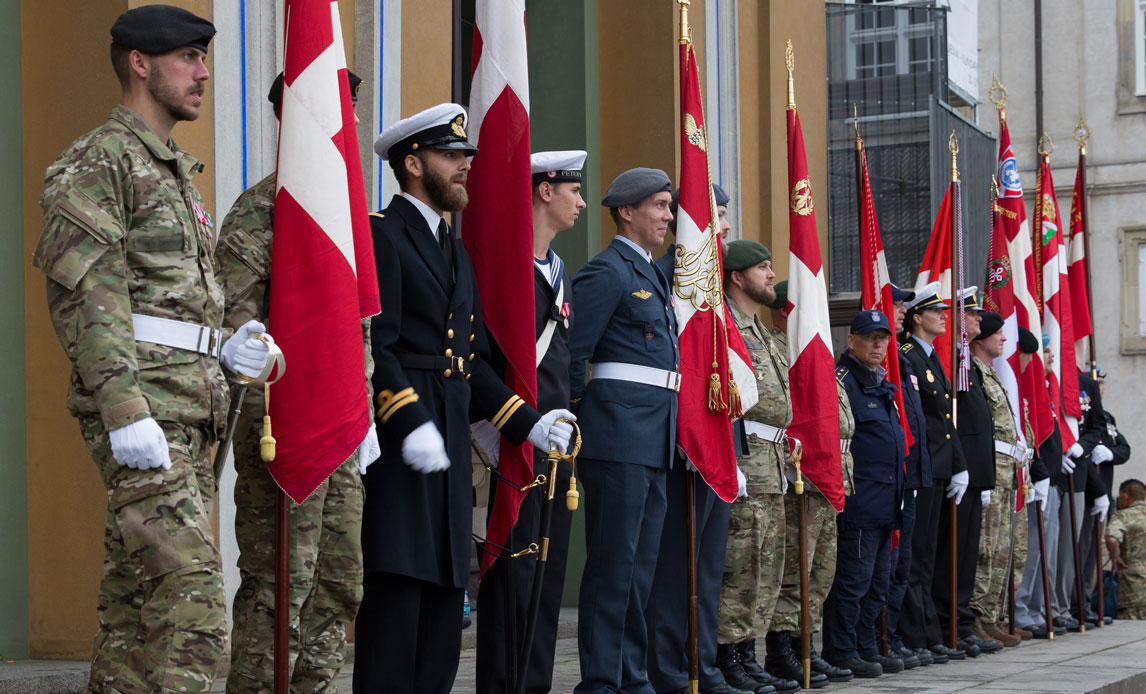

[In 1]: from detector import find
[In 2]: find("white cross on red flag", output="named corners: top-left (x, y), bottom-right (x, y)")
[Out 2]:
top-left (267, 0), bottom-right (380, 503)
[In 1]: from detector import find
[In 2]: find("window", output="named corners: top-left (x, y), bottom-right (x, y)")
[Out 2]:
top-left (846, 3), bottom-right (938, 80)
top-left (1119, 226), bottom-right (1146, 352)
top-left (1137, 0), bottom-right (1146, 95)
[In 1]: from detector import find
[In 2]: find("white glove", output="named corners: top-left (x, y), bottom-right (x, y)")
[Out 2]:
top-left (982, 490), bottom-right (992, 506)
top-left (471, 420), bottom-right (502, 467)
top-left (1092, 444), bottom-right (1114, 464)
top-left (401, 421), bottom-right (450, 473)
top-left (1061, 455), bottom-right (1076, 474)
top-left (736, 466), bottom-right (748, 498)
top-left (357, 423), bottom-right (381, 475)
top-left (1026, 484), bottom-right (1037, 505)
top-left (946, 470), bottom-right (969, 505)
top-left (914, 489), bottom-right (918, 499)
top-left (1033, 478), bottom-right (1051, 504)
top-left (221, 319), bottom-right (273, 379)
top-left (1067, 442), bottom-right (1084, 459)
top-left (527, 409), bottom-right (577, 454)
top-left (109, 417), bottom-right (171, 470)
top-left (1092, 494), bottom-right (1111, 523)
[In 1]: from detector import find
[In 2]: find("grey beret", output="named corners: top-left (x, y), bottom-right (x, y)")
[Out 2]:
top-left (671, 183), bottom-right (730, 217)
top-left (601, 167), bottom-right (672, 208)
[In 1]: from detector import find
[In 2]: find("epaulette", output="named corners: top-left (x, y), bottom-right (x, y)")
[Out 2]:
top-left (369, 212), bottom-right (385, 219)
top-left (900, 342), bottom-right (914, 353)
top-left (835, 365), bottom-right (850, 382)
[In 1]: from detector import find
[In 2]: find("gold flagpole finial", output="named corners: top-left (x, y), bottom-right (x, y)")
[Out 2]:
top-left (854, 104), bottom-right (862, 149)
top-left (989, 72), bottom-right (1008, 117)
top-left (1073, 116), bottom-right (1091, 153)
top-left (786, 40), bottom-right (796, 110)
top-left (949, 130), bottom-right (959, 182)
top-left (678, 0), bottom-right (690, 45)
top-left (990, 174), bottom-right (999, 204)
top-left (1038, 132), bottom-right (1054, 158)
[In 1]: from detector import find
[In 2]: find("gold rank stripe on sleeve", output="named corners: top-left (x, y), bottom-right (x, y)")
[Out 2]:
top-left (377, 387), bottom-right (419, 424)
top-left (491, 394), bottom-right (526, 430)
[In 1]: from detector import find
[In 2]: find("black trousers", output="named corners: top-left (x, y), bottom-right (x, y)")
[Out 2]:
top-left (353, 571), bottom-right (464, 694)
top-left (933, 487), bottom-right (984, 639)
top-left (885, 488), bottom-right (918, 650)
top-left (900, 482), bottom-right (944, 648)
top-left (476, 452), bottom-right (575, 694)
top-left (646, 463), bottom-right (731, 691)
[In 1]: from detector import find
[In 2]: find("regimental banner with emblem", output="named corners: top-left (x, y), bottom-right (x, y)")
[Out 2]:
top-left (268, 0), bottom-right (380, 502)
top-left (464, 0), bottom-right (539, 577)
top-left (785, 42), bottom-right (844, 512)
top-left (983, 78), bottom-right (1053, 450)
top-left (672, 32), bottom-right (757, 502)
top-left (1034, 150), bottom-right (1081, 447)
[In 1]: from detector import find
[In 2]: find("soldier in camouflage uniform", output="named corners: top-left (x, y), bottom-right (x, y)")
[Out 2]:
top-left (215, 72), bottom-right (373, 693)
top-left (968, 313), bottom-right (1027, 646)
top-left (1106, 479), bottom-right (1146, 618)
top-left (33, 8), bottom-right (273, 693)
top-left (763, 281), bottom-right (853, 687)
top-left (713, 241), bottom-right (799, 694)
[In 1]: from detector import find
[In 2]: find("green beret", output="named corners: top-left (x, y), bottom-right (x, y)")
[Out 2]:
top-left (767, 280), bottom-right (788, 310)
top-left (110, 5), bottom-right (216, 55)
top-left (723, 240), bottom-right (771, 272)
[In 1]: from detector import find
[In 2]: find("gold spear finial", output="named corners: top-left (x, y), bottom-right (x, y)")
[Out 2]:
top-left (991, 174), bottom-right (999, 203)
top-left (989, 72), bottom-right (1008, 119)
top-left (1073, 116), bottom-right (1091, 154)
top-left (786, 40), bottom-right (796, 110)
top-left (854, 103), bottom-right (862, 150)
top-left (678, 0), bottom-right (690, 45)
top-left (949, 130), bottom-right (959, 182)
top-left (1038, 131), bottom-right (1055, 158)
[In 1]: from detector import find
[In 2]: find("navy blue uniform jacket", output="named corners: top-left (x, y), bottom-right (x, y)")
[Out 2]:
top-left (898, 352), bottom-right (932, 490)
top-left (838, 352), bottom-right (906, 529)
top-left (569, 238), bottom-right (678, 468)
top-left (900, 337), bottom-right (966, 480)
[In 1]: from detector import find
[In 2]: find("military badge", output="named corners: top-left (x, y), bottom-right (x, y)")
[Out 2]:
top-left (632, 289), bottom-right (652, 300)
top-left (451, 115), bottom-right (466, 138)
top-left (926, 369), bottom-right (935, 383)
top-left (192, 200), bottom-right (213, 228)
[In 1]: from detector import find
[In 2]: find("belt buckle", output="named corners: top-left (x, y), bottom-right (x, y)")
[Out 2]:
top-left (453, 355), bottom-right (466, 375)
top-left (667, 371), bottom-right (681, 392)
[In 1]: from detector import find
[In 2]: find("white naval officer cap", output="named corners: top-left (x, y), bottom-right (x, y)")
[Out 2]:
top-left (374, 102), bottom-right (477, 161)
top-left (958, 285), bottom-right (982, 311)
top-left (905, 280), bottom-right (950, 310)
top-left (530, 150), bottom-right (587, 185)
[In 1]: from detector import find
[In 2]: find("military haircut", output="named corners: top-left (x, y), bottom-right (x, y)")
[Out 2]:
top-left (110, 42), bottom-right (132, 88)
top-left (1122, 478), bottom-right (1146, 500)
top-left (390, 150), bottom-right (427, 192)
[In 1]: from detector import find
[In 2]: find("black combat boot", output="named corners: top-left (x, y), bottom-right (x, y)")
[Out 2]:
top-left (717, 642), bottom-right (776, 694)
top-left (738, 639), bottom-right (798, 693)
top-left (808, 644), bottom-right (853, 682)
top-left (764, 631), bottom-right (829, 689)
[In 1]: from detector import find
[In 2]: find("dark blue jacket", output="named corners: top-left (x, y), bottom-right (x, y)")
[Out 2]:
top-left (569, 238), bottom-right (679, 468)
top-left (898, 352), bottom-right (932, 490)
top-left (838, 351), bottom-right (906, 530)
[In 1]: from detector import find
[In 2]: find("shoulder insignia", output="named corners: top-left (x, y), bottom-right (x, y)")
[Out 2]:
top-left (835, 366), bottom-right (849, 381)
top-left (631, 289), bottom-right (652, 300)
top-left (369, 212), bottom-right (385, 219)
top-left (900, 342), bottom-right (914, 353)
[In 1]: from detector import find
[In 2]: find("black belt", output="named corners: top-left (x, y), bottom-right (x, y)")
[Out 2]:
top-left (397, 353), bottom-right (467, 377)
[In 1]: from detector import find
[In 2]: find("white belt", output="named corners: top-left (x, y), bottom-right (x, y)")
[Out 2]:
top-left (132, 314), bottom-right (223, 359)
top-left (745, 421), bottom-right (786, 444)
top-left (995, 440), bottom-right (1023, 461)
top-left (841, 438), bottom-right (852, 454)
top-left (590, 362), bottom-right (681, 392)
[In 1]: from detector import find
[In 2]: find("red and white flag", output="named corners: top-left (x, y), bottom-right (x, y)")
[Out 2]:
top-left (673, 39), bottom-right (757, 502)
top-left (1034, 155), bottom-right (1081, 447)
top-left (268, 0), bottom-right (380, 503)
top-left (857, 137), bottom-right (912, 453)
top-left (914, 188), bottom-right (956, 378)
top-left (984, 111), bottom-right (1053, 450)
top-left (785, 58), bottom-right (844, 512)
top-left (1068, 154), bottom-right (1094, 369)
top-left (463, 0), bottom-right (538, 576)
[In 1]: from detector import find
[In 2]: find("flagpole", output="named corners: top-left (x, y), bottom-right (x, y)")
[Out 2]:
top-left (262, 383), bottom-right (289, 694)
top-left (947, 131), bottom-right (961, 652)
top-left (1074, 119), bottom-right (1098, 378)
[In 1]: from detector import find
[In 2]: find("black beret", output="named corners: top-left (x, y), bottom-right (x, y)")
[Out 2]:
top-left (975, 311), bottom-right (1004, 341)
top-left (601, 168), bottom-right (671, 207)
top-left (1018, 327), bottom-right (1039, 355)
top-left (268, 70), bottom-right (362, 109)
top-left (111, 5), bottom-right (215, 55)
top-left (723, 240), bottom-right (771, 271)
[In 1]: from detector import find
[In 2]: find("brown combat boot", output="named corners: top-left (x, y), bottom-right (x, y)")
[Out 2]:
top-left (1000, 622), bottom-right (1033, 640)
top-left (980, 621), bottom-right (1021, 647)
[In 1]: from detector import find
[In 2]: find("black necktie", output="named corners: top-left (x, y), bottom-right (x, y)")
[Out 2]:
top-left (437, 218), bottom-right (453, 266)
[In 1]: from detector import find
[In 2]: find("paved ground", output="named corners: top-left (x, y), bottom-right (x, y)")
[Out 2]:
top-left (6, 618), bottom-right (1146, 693)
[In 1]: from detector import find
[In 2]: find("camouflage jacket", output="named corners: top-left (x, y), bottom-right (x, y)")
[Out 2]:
top-left (215, 172), bottom-right (373, 424)
top-left (34, 105), bottom-right (226, 433)
top-left (731, 302), bottom-right (789, 495)
top-left (975, 355), bottom-right (1021, 489)
top-left (1107, 500), bottom-right (1146, 608)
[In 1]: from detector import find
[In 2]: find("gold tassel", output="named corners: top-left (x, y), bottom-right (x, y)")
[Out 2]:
top-left (707, 368), bottom-right (726, 412)
top-left (727, 370), bottom-right (743, 418)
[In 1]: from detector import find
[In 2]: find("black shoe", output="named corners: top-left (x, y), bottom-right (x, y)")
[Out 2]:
top-left (956, 638), bottom-right (981, 658)
top-left (832, 657), bottom-right (881, 678)
top-left (809, 645), bottom-right (853, 682)
top-left (461, 614), bottom-right (471, 629)
top-left (1105, 615), bottom-right (1114, 625)
top-left (892, 647), bottom-right (921, 669)
top-left (910, 647), bottom-right (936, 666)
top-left (930, 643), bottom-right (966, 660)
top-left (763, 631), bottom-right (828, 689)
top-left (717, 643), bottom-right (776, 694)
top-left (1054, 615), bottom-right (1081, 632)
top-left (699, 682), bottom-right (759, 694)
top-left (738, 640), bottom-right (792, 693)
top-left (964, 633), bottom-right (1002, 654)
top-left (863, 654), bottom-right (904, 674)
top-left (1028, 624), bottom-right (1065, 639)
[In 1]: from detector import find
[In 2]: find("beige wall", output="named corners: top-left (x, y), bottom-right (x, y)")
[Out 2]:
top-left (401, 0), bottom-right (452, 116)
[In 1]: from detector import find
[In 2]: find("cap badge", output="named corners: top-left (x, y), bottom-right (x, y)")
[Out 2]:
top-left (547, 171), bottom-right (557, 178)
top-left (871, 311), bottom-right (880, 322)
top-left (450, 115), bottom-right (466, 138)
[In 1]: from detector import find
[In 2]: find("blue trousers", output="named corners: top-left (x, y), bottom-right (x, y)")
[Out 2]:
top-left (575, 459), bottom-right (668, 694)
top-left (886, 490), bottom-right (918, 650)
top-left (821, 523), bottom-right (894, 662)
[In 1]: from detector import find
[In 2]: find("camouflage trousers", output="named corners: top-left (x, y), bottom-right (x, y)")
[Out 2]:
top-left (80, 416), bottom-right (225, 694)
top-left (970, 490), bottom-right (1028, 625)
top-left (227, 417), bottom-right (364, 694)
top-left (1117, 604), bottom-right (1146, 619)
top-left (772, 490), bottom-right (837, 633)
top-left (718, 492), bottom-right (786, 643)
